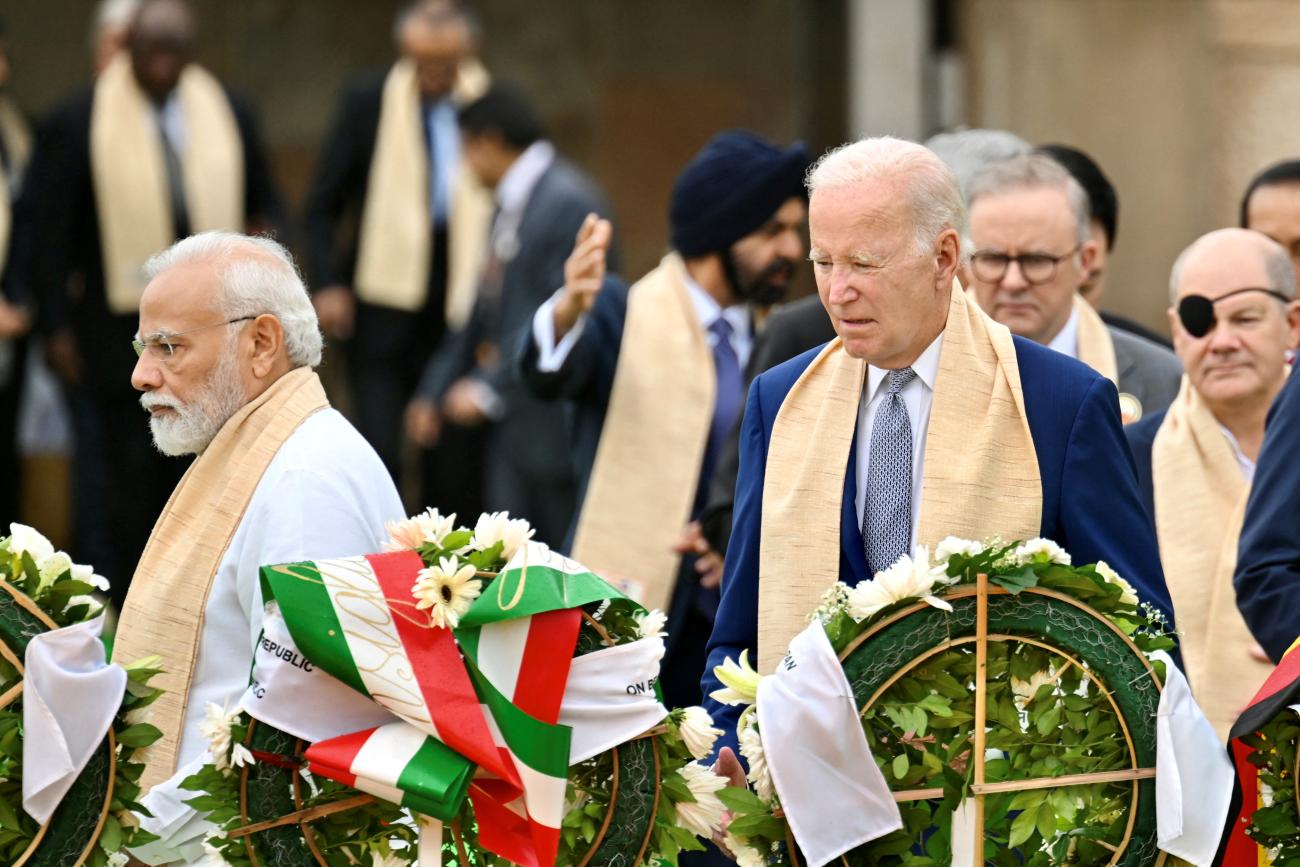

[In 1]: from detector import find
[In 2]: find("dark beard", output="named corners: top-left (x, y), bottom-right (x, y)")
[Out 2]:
top-left (723, 250), bottom-right (794, 307)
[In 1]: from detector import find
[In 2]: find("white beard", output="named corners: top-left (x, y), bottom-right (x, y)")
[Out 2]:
top-left (141, 351), bottom-right (247, 457)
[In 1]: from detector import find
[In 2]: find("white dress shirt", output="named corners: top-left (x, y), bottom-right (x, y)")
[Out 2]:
top-left (531, 270), bottom-right (752, 373)
top-left (1217, 424), bottom-right (1256, 482)
top-left (1046, 303), bottom-right (1080, 359)
top-left (133, 408), bottom-right (405, 865)
top-left (853, 332), bottom-right (945, 553)
top-left (425, 97), bottom-right (460, 224)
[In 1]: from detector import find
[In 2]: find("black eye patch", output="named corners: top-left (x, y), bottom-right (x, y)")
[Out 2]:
top-left (1177, 287), bottom-right (1290, 338)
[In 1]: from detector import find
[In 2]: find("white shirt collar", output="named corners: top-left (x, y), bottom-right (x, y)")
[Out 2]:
top-left (866, 331), bottom-right (945, 399)
top-left (1216, 423), bottom-right (1256, 482)
top-left (1046, 303), bottom-right (1080, 358)
top-left (683, 272), bottom-right (750, 339)
top-left (496, 140), bottom-right (556, 214)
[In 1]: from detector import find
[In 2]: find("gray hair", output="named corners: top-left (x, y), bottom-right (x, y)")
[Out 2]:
top-left (90, 0), bottom-right (141, 47)
top-left (393, 0), bottom-right (479, 44)
top-left (143, 231), bottom-right (323, 368)
top-left (966, 154), bottom-right (1092, 245)
top-left (1168, 228), bottom-right (1298, 303)
top-left (806, 135), bottom-right (972, 261)
top-left (924, 128), bottom-right (1031, 198)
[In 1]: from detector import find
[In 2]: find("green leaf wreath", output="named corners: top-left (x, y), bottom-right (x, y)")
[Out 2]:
top-left (184, 509), bottom-right (728, 866)
top-left (715, 536), bottom-right (1174, 867)
top-left (0, 524), bottom-right (164, 867)
top-left (1238, 709), bottom-right (1300, 864)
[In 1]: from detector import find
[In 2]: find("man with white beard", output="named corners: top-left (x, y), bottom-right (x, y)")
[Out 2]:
top-left (113, 231), bottom-right (404, 863)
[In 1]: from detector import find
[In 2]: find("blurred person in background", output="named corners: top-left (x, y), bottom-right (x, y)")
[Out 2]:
top-left (1037, 142), bottom-right (1172, 348)
top-left (304, 0), bottom-right (493, 519)
top-left (91, 0), bottom-right (141, 75)
top-left (518, 130), bottom-right (808, 709)
top-left (406, 83), bottom-right (614, 548)
top-left (1241, 159), bottom-right (1300, 286)
top-left (967, 154), bottom-right (1181, 423)
top-left (31, 0), bottom-right (283, 608)
top-left (1127, 228), bottom-right (1300, 740)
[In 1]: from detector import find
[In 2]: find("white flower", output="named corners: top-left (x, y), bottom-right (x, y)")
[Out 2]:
top-left (673, 762), bottom-right (727, 838)
top-left (1094, 560), bottom-right (1139, 606)
top-left (231, 742), bottom-right (254, 769)
top-left (1013, 538), bottom-right (1071, 566)
top-left (411, 556), bottom-right (482, 629)
top-left (811, 582), bottom-right (852, 623)
top-left (370, 850), bottom-right (407, 867)
top-left (471, 511), bottom-right (534, 560)
top-left (200, 835), bottom-right (233, 866)
top-left (738, 715), bottom-right (774, 801)
top-left (678, 706), bottom-right (723, 760)
top-left (710, 650), bottom-right (764, 706)
top-left (725, 832), bottom-right (768, 867)
top-left (37, 551), bottom-right (73, 588)
top-left (71, 562), bottom-right (111, 592)
top-left (198, 702), bottom-right (242, 773)
top-left (7, 523), bottom-right (54, 562)
top-left (125, 704), bottom-right (154, 726)
top-left (106, 853), bottom-right (130, 867)
top-left (635, 608), bottom-right (667, 640)
top-left (934, 536), bottom-right (984, 563)
top-left (1011, 669), bottom-right (1055, 711)
top-left (846, 548), bottom-right (953, 621)
top-left (384, 508), bottom-right (458, 552)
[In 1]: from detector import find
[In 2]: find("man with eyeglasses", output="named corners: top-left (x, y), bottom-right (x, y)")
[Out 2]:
top-left (966, 154), bottom-right (1181, 423)
top-left (114, 231), bottom-right (403, 863)
top-left (1123, 228), bottom-right (1299, 741)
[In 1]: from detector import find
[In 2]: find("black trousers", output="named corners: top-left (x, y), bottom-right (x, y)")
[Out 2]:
top-left (483, 447), bottom-right (576, 552)
top-left (0, 337), bottom-right (26, 527)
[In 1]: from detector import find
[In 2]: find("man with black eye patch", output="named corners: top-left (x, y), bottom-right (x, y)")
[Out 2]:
top-left (1126, 227), bottom-right (1300, 741)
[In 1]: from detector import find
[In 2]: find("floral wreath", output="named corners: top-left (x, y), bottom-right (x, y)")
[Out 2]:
top-left (715, 536), bottom-right (1174, 867)
top-left (183, 509), bottom-right (731, 866)
top-left (0, 524), bottom-right (163, 867)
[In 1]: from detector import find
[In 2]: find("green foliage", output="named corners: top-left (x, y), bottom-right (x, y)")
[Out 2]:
top-left (1241, 711), bottom-right (1300, 861)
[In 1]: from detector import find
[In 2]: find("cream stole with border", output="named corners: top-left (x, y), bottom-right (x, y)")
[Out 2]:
top-left (1074, 294), bottom-right (1119, 386)
top-left (353, 59), bottom-right (492, 329)
top-left (91, 53), bottom-right (243, 315)
top-left (1152, 376), bottom-right (1272, 742)
top-left (758, 282), bottom-right (1042, 671)
top-left (0, 96), bottom-right (32, 277)
top-left (113, 367), bottom-right (329, 790)
top-left (570, 254), bottom-right (716, 613)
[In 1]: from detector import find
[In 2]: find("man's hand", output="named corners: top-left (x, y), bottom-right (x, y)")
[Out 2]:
top-left (45, 329), bottom-right (82, 384)
top-left (313, 285), bottom-right (356, 340)
top-left (442, 377), bottom-right (490, 427)
top-left (405, 397), bottom-right (442, 448)
top-left (0, 296), bottom-right (30, 340)
top-left (553, 213), bottom-right (612, 341)
top-left (711, 746), bottom-right (747, 859)
top-left (674, 521), bottom-right (725, 589)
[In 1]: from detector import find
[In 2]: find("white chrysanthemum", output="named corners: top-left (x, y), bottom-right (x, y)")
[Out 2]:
top-left (231, 742), bottom-right (254, 769)
top-left (710, 650), bottom-right (764, 706)
top-left (934, 536), bottom-right (984, 563)
top-left (847, 548), bottom-right (953, 622)
top-left (673, 762), bottom-right (728, 838)
top-left (471, 511), bottom-right (535, 560)
top-left (199, 703), bottom-right (242, 772)
top-left (370, 848), bottom-right (406, 867)
top-left (7, 523), bottom-right (54, 562)
top-left (678, 706), bottom-right (723, 760)
top-left (1013, 538), bottom-right (1071, 566)
top-left (411, 556), bottom-right (482, 629)
top-left (106, 853), bottom-right (130, 867)
top-left (738, 716), bottom-right (774, 801)
top-left (1010, 669), bottom-right (1055, 711)
top-left (635, 608), bottom-right (667, 640)
top-left (1094, 560), bottom-right (1139, 606)
top-left (384, 507), bottom-right (459, 552)
top-left (725, 832), bottom-right (768, 867)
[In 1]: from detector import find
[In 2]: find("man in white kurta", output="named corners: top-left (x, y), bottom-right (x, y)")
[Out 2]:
top-left (110, 231), bottom-right (404, 863)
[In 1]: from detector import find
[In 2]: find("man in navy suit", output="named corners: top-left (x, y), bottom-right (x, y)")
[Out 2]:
top-left (701, 136), bottom-right (1174, 771)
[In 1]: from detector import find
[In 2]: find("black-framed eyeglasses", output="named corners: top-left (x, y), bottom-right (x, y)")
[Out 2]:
top-left (131, 315), bottom-right (258, 359)
top-left (1177, 287), bottom-right (1291, 338)
top-left (970, 245), bottom-right (1082, 285)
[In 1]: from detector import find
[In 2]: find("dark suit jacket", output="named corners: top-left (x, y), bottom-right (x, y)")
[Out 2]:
top-left (702, 337), bottom-right (1175, 753)
top-left (32, 82), bottom-right (282, 392)
top-left (417, 156), bottom-right (613, 480)
top-left (1124, 408), bottom-right (1167, 523)
top-left (1110, 326), bottom-right (1182, 421)
top-left (1235, 369), bottom-right (1300, 661)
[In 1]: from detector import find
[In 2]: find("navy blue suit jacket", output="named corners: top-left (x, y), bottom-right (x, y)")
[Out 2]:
top-left (702, 337), bottom-right (1175, 754)
top-left (1124, 409), bottom-right (1167, 524)
top-left (1235, 370), bottom-right (1300, 661)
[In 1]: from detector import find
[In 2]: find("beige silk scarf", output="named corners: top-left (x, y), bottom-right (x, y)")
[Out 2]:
top-left (113, 367), bottom-right (329, 790)
top-left (1073, 293), bottom-right (1119, 386)
top-left (570, 254), bottom-right (716, 613)
top-left (91, 53), bottom-right (244, 315)
top-left (758, 282), bottom-right (1043, 671)
top-left (353, 59), bottom-right (492, 328)
top-left (1152, 376), bottom-right (1270, 742)
top-left (0, 96), bottom-right (31, 277)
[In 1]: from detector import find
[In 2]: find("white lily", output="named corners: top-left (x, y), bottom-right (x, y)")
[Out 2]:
top-left (710, 650), bottom-right (764, 706)
top-left (1094, 560), bottom-right (1138, 605)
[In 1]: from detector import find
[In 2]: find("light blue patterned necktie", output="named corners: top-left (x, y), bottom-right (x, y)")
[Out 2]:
top-left (863, 367), bottom-right (917, 576)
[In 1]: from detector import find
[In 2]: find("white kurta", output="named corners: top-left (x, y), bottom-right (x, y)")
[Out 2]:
top-left (132, 408), bottom-right (404, 864)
